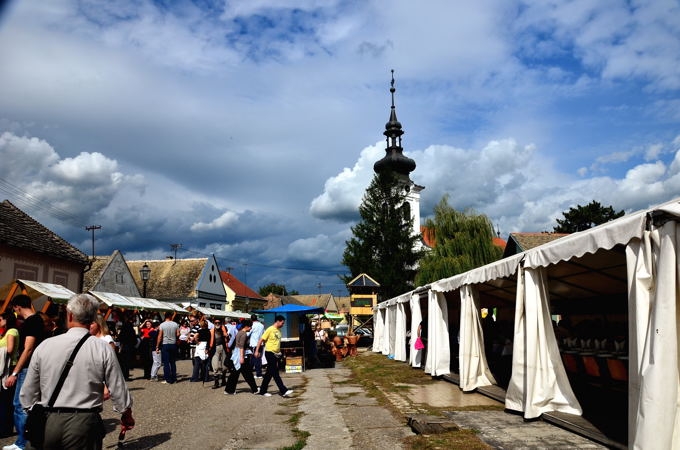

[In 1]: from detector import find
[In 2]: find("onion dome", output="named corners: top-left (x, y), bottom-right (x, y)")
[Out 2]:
top-left (374, 70), bottom-right (416, 178)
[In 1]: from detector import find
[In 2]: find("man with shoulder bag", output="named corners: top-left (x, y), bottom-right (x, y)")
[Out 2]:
top-left (19, 293), bottom-right (134, 450)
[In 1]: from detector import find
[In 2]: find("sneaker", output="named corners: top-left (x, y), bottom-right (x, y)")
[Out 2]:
top-left (255, 387), bottom-right (260, 394)
top-left (161, 381), bottom-right (168, 384)
top-left (149, 377), bottom-right (158, 382)
top-left (224, 391), bottom-right (235, 395)
top-left (262, 393), bottom-right (272, 397)
top-left (255, 376), bottom-right (262, 379)
top-left (282, 389), bottom-right (294, 397)
top-left (3, 445), bottom-right (21, 450)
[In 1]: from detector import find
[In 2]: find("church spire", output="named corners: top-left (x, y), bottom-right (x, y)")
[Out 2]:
top-left (374, 70), bottom-right (416, 180)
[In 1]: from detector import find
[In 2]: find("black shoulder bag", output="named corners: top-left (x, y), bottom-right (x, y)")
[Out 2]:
top-left (25, 332), bottom-right (91, 447)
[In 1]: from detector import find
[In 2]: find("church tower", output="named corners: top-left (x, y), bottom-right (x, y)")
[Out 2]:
top-left (373, 71), bottom-right (425, 249)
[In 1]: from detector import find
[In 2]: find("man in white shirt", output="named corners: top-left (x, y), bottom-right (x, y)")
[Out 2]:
top-left (20, 293), bottom-right (134, 450)
top-left (248, 314), bottom-right (265, 378)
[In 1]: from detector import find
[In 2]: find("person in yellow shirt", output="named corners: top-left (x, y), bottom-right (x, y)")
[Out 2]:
top-left (254, 315), bottom-right (293, 397)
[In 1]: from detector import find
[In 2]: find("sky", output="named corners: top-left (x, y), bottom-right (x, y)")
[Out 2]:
top-left (0, 0), bottom-right (679, 296)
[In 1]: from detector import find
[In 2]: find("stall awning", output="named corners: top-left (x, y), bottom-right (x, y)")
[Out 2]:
top-left (89, 291), bottom-right (139, 309)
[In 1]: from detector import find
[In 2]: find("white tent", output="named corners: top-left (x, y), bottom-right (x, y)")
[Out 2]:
top-left (369, 196), bottom-right (680, 448)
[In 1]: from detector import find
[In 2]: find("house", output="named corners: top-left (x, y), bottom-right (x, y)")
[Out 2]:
top-left (502, 232), bottom-right (569, 258)
top-left (220, 271), bottom-right (266, 313)
top-left (287, 293), bottom-right (341, 313)
top-left (0, 199), bottom-right (88, 296)
top-left (262, 293), bottom-right (306, 310)
top-left (82, 250), bottom-right (142, 297)
top-left (421, 225), bottom-right (507, 252)
top-left (127, 255), bottom-right (227, 310)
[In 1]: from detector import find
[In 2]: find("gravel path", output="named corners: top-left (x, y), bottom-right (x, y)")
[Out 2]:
top-left (1, 359), bottom-right (299, 450)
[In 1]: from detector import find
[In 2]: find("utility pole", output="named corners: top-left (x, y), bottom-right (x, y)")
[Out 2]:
top-left (170, 243), bottom-right (182, 259)
top-left (85, 225), bottom-right (102, 258)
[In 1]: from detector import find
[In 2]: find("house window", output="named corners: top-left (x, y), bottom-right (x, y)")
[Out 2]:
top-left (210, 303), bottom-right (222, 310)
top-left (199, 302), bottom-right (206, 307)
top-left (115, 272), bottom-right (124, 284)
top-left (14, 264), bottom-right (37, 281)
top-left (53, 271), bottom-right (68, 286)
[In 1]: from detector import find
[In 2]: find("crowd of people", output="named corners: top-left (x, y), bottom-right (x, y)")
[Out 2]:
top-left (0, 295), bottom-right (298, 450)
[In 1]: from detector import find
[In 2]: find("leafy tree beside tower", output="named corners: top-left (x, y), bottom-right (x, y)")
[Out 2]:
top-left (415, 195), bottom-right (503, 286)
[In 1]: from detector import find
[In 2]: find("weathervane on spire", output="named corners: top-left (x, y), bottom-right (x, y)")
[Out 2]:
top-left (390, 69), bottom-right (396, 108)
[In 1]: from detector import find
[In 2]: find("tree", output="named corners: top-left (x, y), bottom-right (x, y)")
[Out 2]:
top-left (258, 283), bottom-right (298, 297)
top-left (341, 172), bottom-right (424, 301)
top-left (415, 196), bottom-right (503, 286)
top-left (553, 200), bottom-right (624, 233)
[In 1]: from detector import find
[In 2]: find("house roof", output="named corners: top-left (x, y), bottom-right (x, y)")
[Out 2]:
top-left (420, 226), bottom-right (436, 248)
top-left (289, 294), bottom-right (333, 309)
top-left (420, 225), bottom-right (506, 251)
top-left (347, 273), bottom-right (380, 288)
top-left (262, 293), bottom-right (306, 310)
top-left (127, 258), bottom-right (207, 301)
top-left (220, 271), bottom-right (262, 300)
top-left (503, 232), bottom-right (570, 257)
top-left (82, 255), bottom-right (112, 292)
top-left (0, 199), bottom-right (88, 264)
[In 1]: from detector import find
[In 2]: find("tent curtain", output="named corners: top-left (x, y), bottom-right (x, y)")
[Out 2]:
top-left (426, 290), bottom-right (450, 376)
top-left (373, 309), bottom-right (385, 354)
top-left (410, 292), bottom-right (423, 367)
top-left (505, 266), bottom-right (582, 418)
top-left (382, 306), bottom-right (392, 356)
top-left (394, 303), bottom-right (407, 361)
top-left (387, 305), bottom-right (397, 357)
top-left (627, 221), bottom-right (680, 449)
top-left (459, 285), bottom-right (496, 391)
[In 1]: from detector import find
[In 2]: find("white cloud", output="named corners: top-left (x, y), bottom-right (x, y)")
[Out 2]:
top-left (191, 210), bottom-right (240, 232)
top-left (309, 143), bottom-right (383, 220)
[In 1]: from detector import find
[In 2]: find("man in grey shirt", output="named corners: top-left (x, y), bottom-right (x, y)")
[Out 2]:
top-left (156, 311), bottom-right (180, 384)
top-left (20, 293), bottom-right (134, 450)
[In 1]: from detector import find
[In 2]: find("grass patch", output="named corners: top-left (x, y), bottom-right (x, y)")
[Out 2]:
top-left (404, 429), bottom-right (492, 449)
top-left (279, 412), bottom-right (311, 450)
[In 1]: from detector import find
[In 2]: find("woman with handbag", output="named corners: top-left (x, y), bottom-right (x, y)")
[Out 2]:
top-left (0, 312), bottom-right (19, 437)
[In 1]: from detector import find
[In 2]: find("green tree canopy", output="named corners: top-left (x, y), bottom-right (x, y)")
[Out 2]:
top-left (341, 172), bottom-right (424, 301)
top-left (415, 196), bottom-right (503, 286)
top-left (553, 200), bottom-right (624, 233)
top-left (258, 283), bottom-right (298, 297)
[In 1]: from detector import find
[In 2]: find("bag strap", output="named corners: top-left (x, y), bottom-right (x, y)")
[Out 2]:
top-left (47, 332), bottom-right (92, 407)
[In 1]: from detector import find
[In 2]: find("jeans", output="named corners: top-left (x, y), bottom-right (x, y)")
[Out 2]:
top-left (161, 343), bottom-right (177, 383)
top-left (251, 344), bottom-right (264, 377)
top-left (13, 368), bottom-right (27, 448)
top-left (259, 351), bottom-right (287, 395)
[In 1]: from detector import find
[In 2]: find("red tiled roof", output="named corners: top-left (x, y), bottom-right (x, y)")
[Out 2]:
top-left (420, 226), bottom-right (435, 248)
top-left (492, 236), bottom-right (507, 250)
top-left (220, 271), bottom-right (262, 299)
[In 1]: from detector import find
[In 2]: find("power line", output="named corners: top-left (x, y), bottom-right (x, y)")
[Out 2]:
top-left (0, 177), bottom-right (81, 224)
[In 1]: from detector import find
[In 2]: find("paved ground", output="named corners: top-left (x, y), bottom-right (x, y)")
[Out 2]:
top-left (0, 354), bottom-right (610, 449)
top-left (0, 358), bottom-right (411, 450)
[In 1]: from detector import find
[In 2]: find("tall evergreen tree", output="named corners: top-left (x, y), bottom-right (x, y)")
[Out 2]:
top-left (415, 195), bottom-right (503, 285)
top-left (342, 172), bottom-right (424, 301)
top-left (553, 200), bottom-right (624, 232)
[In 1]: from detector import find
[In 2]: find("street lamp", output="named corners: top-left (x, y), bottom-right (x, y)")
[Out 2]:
top-left (140, 263), bottom-right (151, 298)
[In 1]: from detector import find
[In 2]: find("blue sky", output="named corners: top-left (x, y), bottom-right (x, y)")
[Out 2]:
top-left (0, 0), bottom-right (679, 296)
